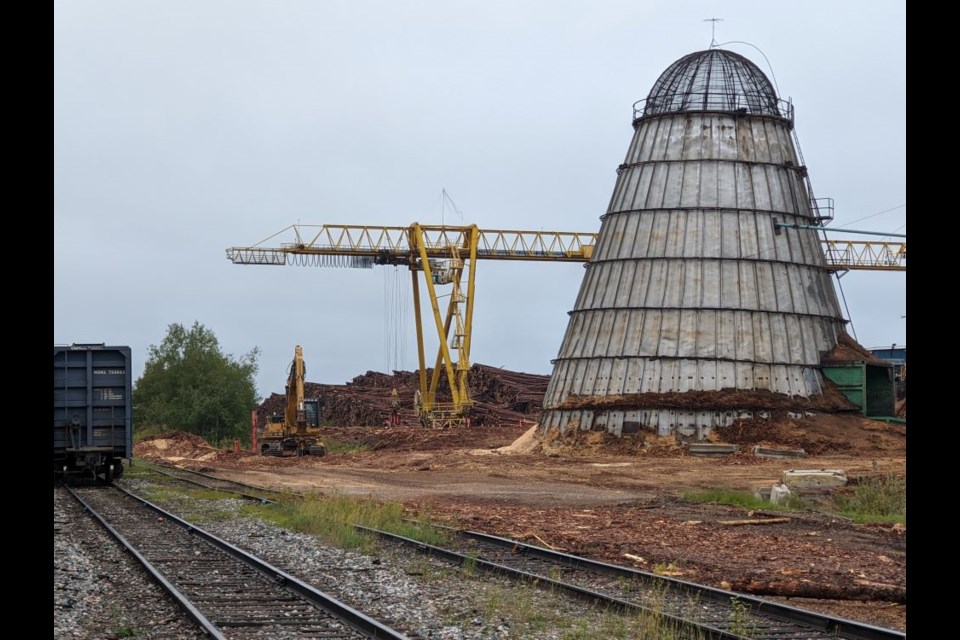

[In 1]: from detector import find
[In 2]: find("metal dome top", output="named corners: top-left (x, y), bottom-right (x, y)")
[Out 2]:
top-left (638, 48), bottom-right (785, 119)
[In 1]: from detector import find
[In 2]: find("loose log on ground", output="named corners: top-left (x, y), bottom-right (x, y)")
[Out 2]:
top-left (726, 579), bottom-right (906, 603)
top-left (718, 518), bottom-right (792, 526)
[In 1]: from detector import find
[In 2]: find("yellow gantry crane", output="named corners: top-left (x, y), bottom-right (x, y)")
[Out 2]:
top-left (228, 224), bottom-right (595, 427)
top-left (226, 223), bottom-right (905, 427)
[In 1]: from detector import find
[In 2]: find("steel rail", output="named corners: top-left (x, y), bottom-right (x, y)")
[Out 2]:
top-left (67, 484), bottom-right (411, 640)
top-left (65, 484), bottom-right (228, 640)
top-left (134, 459), bottom-right (296, 503)
top-left (449, 527), bottom-right (905, 640)
top-left (358, 524), bottom-right (905, 640)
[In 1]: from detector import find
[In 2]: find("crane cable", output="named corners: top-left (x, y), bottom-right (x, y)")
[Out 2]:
top-left (383, 267), bottom-right (409, 373)
top-left (833, 271), bottom-right (858, 342)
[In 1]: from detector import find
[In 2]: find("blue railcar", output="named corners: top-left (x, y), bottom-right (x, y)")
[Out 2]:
top-left (53, 344), bottom-right (132, 481)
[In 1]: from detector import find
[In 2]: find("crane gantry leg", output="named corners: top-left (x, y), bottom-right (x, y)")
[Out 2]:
top-left (409, 223), bottom-right (479, 427)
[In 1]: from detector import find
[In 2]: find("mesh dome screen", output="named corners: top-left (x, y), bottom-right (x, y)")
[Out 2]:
top-left (643, 48), bottom-right (780, 117)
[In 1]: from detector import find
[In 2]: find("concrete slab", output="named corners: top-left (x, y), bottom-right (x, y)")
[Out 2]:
top-left (753, 445), bottom-right (806, 459)
top-left (687, 443), bottom-right (739, 456)
top-left (781, 469), bottom-right (848, 489)
top-left (754, 483), bottom-right (794, 504)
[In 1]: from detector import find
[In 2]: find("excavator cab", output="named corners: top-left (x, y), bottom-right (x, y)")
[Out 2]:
top-left (304, 399), bottom-right (322, 429)
top-left (300, 398), bottom-right (326, 455)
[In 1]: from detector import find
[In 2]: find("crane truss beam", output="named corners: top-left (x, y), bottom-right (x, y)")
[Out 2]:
top-left (226, 224), bottom-right (904, 271)
top-left (226, 224), bottom-right (596, 264)
top-left (822, 241), bottom-right (906, 271)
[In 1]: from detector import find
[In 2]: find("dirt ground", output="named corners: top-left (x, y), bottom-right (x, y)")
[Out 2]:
top-left (135, 411), bottom-right (907, 633)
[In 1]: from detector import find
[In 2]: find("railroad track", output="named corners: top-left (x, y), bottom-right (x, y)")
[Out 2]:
top-left (65, 483), bottom-right (410, 640)
top-left (115, 463), bottom-right (906, 638)
top-left (361, 525), bottom-right (906, 640)
top-left (132, 459), bottom-right (301, 503)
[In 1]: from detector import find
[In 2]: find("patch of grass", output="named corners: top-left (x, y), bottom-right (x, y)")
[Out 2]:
top-left (320, 437), bottom-right (372, 455)
top-left (615, 574), bottom-right (644, 597)
top-left (563, 608), bottom-right (705, 640)
top-left (686, 475), bottom-right (906, 525)
top-left (186, 487), bottom-right (237, 501)
top-left (481, 583), bottom-right (543, 628)
top-left (727, 596), bottom-right (757, 637)
top-left (683, 488), bottom-right (803, 512)
top-left (108, 606), bottom-right (145, 637)
top-left (247, 492), bottom-right (448, 552)
top-left (186, 510), bottom-right (237, 523)
top-left (652, 561), bottom-right (683, 576)
top-left (466, 581), bottom-right (706, 640)
top-left (834, 473), bottom-right (906, 524)
top-left (462, 551), bottom-right (479, 577)
top-left (133, 485), bottom-right (185, 503)
top-left (135, 483), bottom-right (235, 505)
top-left (403, 555), bottom-right (452, 581)
top-left (123, 462), bottom-right (155, 478)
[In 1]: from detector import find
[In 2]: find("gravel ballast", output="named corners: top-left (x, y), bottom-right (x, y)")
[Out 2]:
top-left (54, 479), bottom-right (653, 639)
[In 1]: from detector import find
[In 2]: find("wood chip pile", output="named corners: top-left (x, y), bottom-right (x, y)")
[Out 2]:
top-left (255, 363), bottom-right (550, 428)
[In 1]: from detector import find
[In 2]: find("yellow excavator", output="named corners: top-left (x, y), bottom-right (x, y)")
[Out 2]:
top-left (260, 345), bottom-right (327, 456)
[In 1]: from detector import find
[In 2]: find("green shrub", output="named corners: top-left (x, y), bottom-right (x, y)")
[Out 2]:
top-left (251, 492), bottom-right (447, 551)
top-left (834, 474), bottom-right (906, 524)
top-left (682, 489), bottom-right (803, 512)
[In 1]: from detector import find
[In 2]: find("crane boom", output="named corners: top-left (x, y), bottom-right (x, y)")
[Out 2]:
top-left (226, 223), bottom-right (904, 271)
top-left (226, 224), bottom-right (598, 265)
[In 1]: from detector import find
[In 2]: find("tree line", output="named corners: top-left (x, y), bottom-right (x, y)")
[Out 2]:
top-left (133, 321), bottom-right (260, 446)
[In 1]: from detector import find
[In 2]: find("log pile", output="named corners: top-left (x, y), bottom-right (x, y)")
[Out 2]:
top-left (255, 363), bottom-right (551, 428)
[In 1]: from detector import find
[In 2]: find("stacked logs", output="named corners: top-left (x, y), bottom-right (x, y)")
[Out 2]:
top-left (469, 364), bottom-right (550, 413)
top-left (255, 364), bottom-right (550, 428)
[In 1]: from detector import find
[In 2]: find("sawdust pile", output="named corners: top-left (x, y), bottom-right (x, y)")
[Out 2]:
top-left (492, 425), bottom-right (543, 454)
top-left (538, 426), bottom-right (685, 457)
top-left (536, 411), bottom-right (904, 459)
top-left (134, 432), bottom-right (253, 464)
top-left (821, 331), bottom-right (889, 366)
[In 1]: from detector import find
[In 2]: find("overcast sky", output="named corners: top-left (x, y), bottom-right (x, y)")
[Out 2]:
top-left (54, 0), bottom-right (906, 399)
